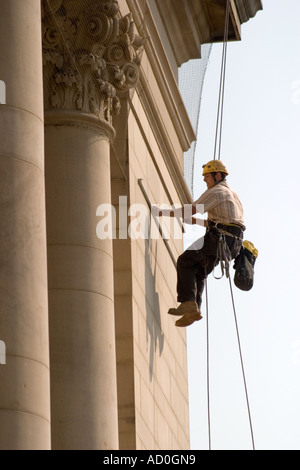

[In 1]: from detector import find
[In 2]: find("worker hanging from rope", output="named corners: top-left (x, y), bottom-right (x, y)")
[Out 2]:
top-left (152, 160), bottom-right (245, 327)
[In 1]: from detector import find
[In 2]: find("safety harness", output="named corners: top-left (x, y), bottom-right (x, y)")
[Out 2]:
top-left (208, 221), bottom-right (258, 290)
top-left (208, 221), bottom-right (244, 280)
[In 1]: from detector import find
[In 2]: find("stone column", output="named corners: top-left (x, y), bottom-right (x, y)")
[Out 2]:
top-left (0, 0), bottom-right (51, 449)
top-left (42, 0), bottom-right (143, 449)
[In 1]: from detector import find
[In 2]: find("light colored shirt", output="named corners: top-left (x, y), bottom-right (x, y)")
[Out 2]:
top-left (194, 181), bottom-right (245, 230)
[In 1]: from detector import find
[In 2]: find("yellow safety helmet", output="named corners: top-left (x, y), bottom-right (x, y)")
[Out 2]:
top-left (202, 160), bottom-right (229, 176)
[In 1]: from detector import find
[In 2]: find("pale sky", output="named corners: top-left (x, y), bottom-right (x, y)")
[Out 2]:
top-left (186, 0), bottom-right (300, 450)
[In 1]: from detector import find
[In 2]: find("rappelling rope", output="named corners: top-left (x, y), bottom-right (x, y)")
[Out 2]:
top-left (228, 274), bottom-right (256, 450)
top-left (213, 0), bottom-right (230, 161)
top-left (204, 271), bottom-right (212, 450)
top-left (205, 231), bottom-right (256, 450)
top-left (206, 0), bottom-right (255, 446)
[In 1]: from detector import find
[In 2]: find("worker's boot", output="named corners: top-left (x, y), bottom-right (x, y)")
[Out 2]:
top-left (175, 311), bottom-right (202, 327)
top-left (168, 301), bottom-right (202, 327)
top-left (168, 301), bottom-right (200, 317)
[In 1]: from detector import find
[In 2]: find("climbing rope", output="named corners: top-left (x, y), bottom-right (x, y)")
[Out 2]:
top-left (213, 0), bottom-right (231, 161)
top-left (204, 272), bottom-right (212, 450)
top-left (204, 1), bottom-right (256, 449)
top-left (228, 274), bottom-right (256, 450)
top-left (205, 232), bottom-right (256, 450)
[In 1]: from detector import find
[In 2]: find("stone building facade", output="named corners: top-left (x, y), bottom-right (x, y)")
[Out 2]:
top-left (0, 0), bottom-right (262, 450)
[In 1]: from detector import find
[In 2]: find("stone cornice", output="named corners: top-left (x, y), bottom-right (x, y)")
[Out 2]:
top-left (42, 0), bottom-right (144, 132)
top-left (155, 0), bottom-right (263, 66)
top-left (235, 0), bottom-right (263, 23)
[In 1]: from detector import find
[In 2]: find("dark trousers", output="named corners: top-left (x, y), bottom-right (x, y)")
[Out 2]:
top-left (176, 227), bottom-right (243, 308)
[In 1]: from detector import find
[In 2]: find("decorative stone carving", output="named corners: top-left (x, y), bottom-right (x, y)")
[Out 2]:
top-left (42, 0), bottom-right (144, 126)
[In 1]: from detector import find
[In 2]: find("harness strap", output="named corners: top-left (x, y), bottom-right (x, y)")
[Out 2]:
top-left (208, 220), bottom-right (244, 241)
top-left (215, 227), bottom-right (243, 241)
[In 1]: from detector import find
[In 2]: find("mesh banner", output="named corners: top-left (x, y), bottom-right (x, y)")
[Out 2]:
top-left (178, 44), bottom-right (212, 198)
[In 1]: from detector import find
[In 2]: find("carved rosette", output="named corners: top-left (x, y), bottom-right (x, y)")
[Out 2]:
top-left (42, 0), bottom-right (144, 128)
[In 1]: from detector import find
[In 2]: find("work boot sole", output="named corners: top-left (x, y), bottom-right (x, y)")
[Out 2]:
top-left (175, 312), bottom-right (202, 328)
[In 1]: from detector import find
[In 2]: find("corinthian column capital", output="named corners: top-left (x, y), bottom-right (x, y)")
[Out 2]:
top-left (42, 0), bottom-right (144, 129)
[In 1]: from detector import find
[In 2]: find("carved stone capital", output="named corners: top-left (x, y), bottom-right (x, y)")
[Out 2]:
top-left (42, 0), bottom-right (144, 129)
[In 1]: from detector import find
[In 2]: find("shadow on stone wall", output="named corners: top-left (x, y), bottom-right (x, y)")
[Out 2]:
top-left (145, 238), bottom-right (164, 381)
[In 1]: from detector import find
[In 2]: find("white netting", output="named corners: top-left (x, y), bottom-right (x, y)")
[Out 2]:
top-left (178, 44), bottom-right (212, 198)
